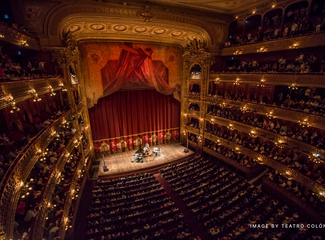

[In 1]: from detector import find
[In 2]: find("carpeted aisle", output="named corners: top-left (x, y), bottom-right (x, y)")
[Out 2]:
top-left (154, 173), bottom-right (210, 240)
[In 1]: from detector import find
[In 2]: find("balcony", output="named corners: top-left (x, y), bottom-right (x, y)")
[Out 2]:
top-left (263, 177), bottom-right (325, 224)
top-left (209, 73), bottom-right (325, 88)
top-left (205, 98), bottom-right (325, 131)
top-left (203, 147), bottom-right (263, 180)
top-left (0, 77), bottom-right (64, 111)
top-left (204, 133), bottom-right (325, 193)
top-left (0, 103), bottom-right (83, 239)
top-left (205, 114), bottom-right (325, 159)
top-left (0, 23), bottom-right (40, 50)
top-left (188, 109), bottom-right (200, 118)
top-left (184, 125), bottom-right (200, 135)
top-left (220, 32), bottom-right (325, 56)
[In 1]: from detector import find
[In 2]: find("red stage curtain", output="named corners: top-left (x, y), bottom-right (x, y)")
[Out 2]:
top-left (89, 89), bottom-right (180, 141)
top-left (101, 45), bottom-right (180, 98)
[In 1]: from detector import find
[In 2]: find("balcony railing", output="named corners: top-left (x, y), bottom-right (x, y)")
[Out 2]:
top-left (185, 125), bottom-right (200, 135)
top-left (0, 103), bottom-right (83, 239)
top-left (205, 98), bottom-right (325, 131)
top-left (0, 23), bottom-right (40, 50)
top-left (209, 73), bottom-right (325, 88)
top-left (0, 77), bottom-right (64, 111)
top-left (32, 133), bottom-right (79, 240)
top-left (220, 32), bottom-right (325, 56)
top-left (205, 114), bottom-right (324, 159)
top-left (203, 147), bottom-right (264, 180)
top-left (204, 133), bottom-right (325, 194)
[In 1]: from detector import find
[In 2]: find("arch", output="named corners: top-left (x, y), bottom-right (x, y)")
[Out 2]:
top-left (310, 0), bottom-right (325, 17)
top-left (44, 3), bottom-right (214, 48)
top-left (244, 14), bottom-right (262, 36)
top-left (189, 64), bottom-right (202, 79)
top-left (228, 19), bottom-right (245, 40)
top-left (189, 102), bottom-right (200, 111)
top-left (262, 8), bottom-right (283, 29)
top-left (284, 1), bottom-right (309, 22)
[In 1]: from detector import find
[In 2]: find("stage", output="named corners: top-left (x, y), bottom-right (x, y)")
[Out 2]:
top-left (98, 142), bottom-right (194, 177)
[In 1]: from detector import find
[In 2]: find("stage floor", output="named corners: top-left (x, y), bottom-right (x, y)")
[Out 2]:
top-left (98, 142), bottom-right (194, 177)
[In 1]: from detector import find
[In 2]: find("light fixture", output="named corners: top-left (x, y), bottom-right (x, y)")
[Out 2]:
top-left (21, 40), bottom-right (29, 47)
top-left (298, 118), bottom-right (310, 128)
top-left (59, 83), bottom-right (67, 91)
top-left (214, 77), bottom-right (220, 84)
top-left (272, 4), bottom-right (276, 8)
top-left (249, 130), bottom-right (257, 138)
top-left (236, 16), bottom-right (238, 19)
top-left (220, 102), bottom-right (226, 108)
top-left (257, 47), bottom-right (267, 53)
top-left (49, 86), bottom-right (56, 96)
top-left (266, 111), bottom-right (273, 119)
top-left (6, 94), bottom-right (20, 113)
top-left (234, 50), bottom-right (242, 55)
top-left (275, 139), bottom-right (285, 148)
top-left (309, 153), bottom-right (322, 163)
top-left (0, 34), bottom-right (4, 38)
top-left (257, 78), bottom-right (266, 87)
top-left (289, 43), bottom-right (299, 49)
top-left (252, 10), bottom-right (256, 14)
top-left (233, 78), bottom-right (240, 85)
top-left (227, 124), bottom-right (234, 130)
top-left (240, 106), bottom-right (248, 112)
top-left (288, 83), bottom-right (298, 90)
top-left (198, 136), bottom-right (202, 143)
top-left (30, 89), bottom-right (42, 102)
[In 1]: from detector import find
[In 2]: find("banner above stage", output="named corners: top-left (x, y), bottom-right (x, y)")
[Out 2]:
top-left (80, 42), bottom-right (182, 107)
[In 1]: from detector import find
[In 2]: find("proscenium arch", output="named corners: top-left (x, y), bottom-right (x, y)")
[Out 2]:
top-left (44, 3), bottom-right (214, 48)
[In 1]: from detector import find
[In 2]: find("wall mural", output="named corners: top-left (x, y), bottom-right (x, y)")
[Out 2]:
top-left (80, 42), bottom-right (182, 108)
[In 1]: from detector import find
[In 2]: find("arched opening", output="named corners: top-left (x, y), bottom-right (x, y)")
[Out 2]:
top-left (189, 82), bottom-right (201, 95)
top-left (244, 15), bottom-right (262, 43)
top-left (283, 1), bottom-right (308, 36)
top-left (227, 19), bottom-right (245, 46)
top-left (310, 0), bottom-right (325, 32)
top-left (187, 117), bottom-right (199, 129)
top-left (189, 102), bottom-right (200, 111)
top-left (263, 8), bottom-right (283, 40)
top-left (189, 64), bottom-right (202, 79)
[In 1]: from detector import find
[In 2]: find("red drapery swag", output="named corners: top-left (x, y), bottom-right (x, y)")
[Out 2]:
top-left (100, 45), bottom-right (180, 99)
top-left (89, 89), bottom-right (180, 141)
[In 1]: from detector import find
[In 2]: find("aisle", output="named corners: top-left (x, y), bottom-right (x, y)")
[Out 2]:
top-left (154, 173), bottom-right (210, 240)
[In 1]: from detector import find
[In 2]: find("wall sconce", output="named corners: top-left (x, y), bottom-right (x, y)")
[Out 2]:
top-left (216, 139), bottom-right (221, 145)
top-left (59, 83), bottom-right (68, 91)
top-left (183, 113), bottom-right (187, 117)
top-left (6, 94), bottom-right (20, 113)
top-left (0, 34), bottom-right (4, 38)
top-left (288, 83), bottom-right (298, 90)
top-left (257, 79), bottom-right (265, 87)
top-left (236, 16), bottom-right (238, 19)
top-left (220, 102), bottom-right (226, 108)
top-left (240, 105), bottom-right (248, 112)
top-left (266, 111), bottom-right (274, 119)
top-left (200, 118), bottom-right (203, 121)
top-left (298, 118), bottom-right (310, 128)
top-left (234, 50), bottom-right (242, 55)
top-left (289, 43), bottom-right (299, 49)
top-left (183, 130), bottom-right (186, 136)
top-left (227, 123), bottom-right (234, 130)
top-left (275, 139), bottom-right (285, 148)
top-left (49, 86), bottom-right (56, 96)
top-left (198, 136), bottom-right (202, 143)
top-left (257, 47), bottom-right (267, 53)
top-left (30, 89), bottom-right (42, 102)
top-left (214, 77), bottom-right (220, 84)
top-left (285, 170), bottom-right (291, 176)
top-left (21, 40), bottom-right (29, 47)
top-left (210, 118), bottom-right (215, 125)
top-left (233, 78), bottom-right (240, 85)
top-left (252, 10), bottom-right (256, 14)
top-left (308, 153), bottom-right (322, 163)
top-left (272, 4), bottom-right (276, 8)
top-left (235, 147), bottom-right (241, 153)
top-left (249, 130), bottom-right (257, 138)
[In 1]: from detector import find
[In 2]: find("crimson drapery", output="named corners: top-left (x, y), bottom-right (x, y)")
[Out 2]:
top-left (89, 89), bottom-right (180, 141)
top-left (101, 45), bottom-right (180, 98)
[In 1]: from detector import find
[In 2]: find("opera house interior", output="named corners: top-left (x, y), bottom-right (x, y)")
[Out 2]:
top-left (1, 0), bottom-right (325, 239)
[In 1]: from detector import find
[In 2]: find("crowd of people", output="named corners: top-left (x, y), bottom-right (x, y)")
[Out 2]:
top-left (225, 54), bottom-right (325, 74)
top-left (224, 3), bottom-right (325, 48)
top-left (0, 21), bottom-right (30, 34)
top-left (0, 45), bottom-right (58, 81)
top-left (159, 157), bottom-right (315, 240)
top-left (0, 102), bottom-right (70, 182)
top-left (267, 170), bottom-right (325, 216)
top-left (204, 138), bottom-right (257, 168)
top-left (87, 172), bottom-right (194, 240)
top-left (13, 120), bottom-right (77, 239)
top-left (187, 118), bottom-right (199, 129)
top-left (207, 105), bottom-right (325, 185)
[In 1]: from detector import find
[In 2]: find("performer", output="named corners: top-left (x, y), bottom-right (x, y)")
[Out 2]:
top-left (145, 143), bottom-right (150, 156)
